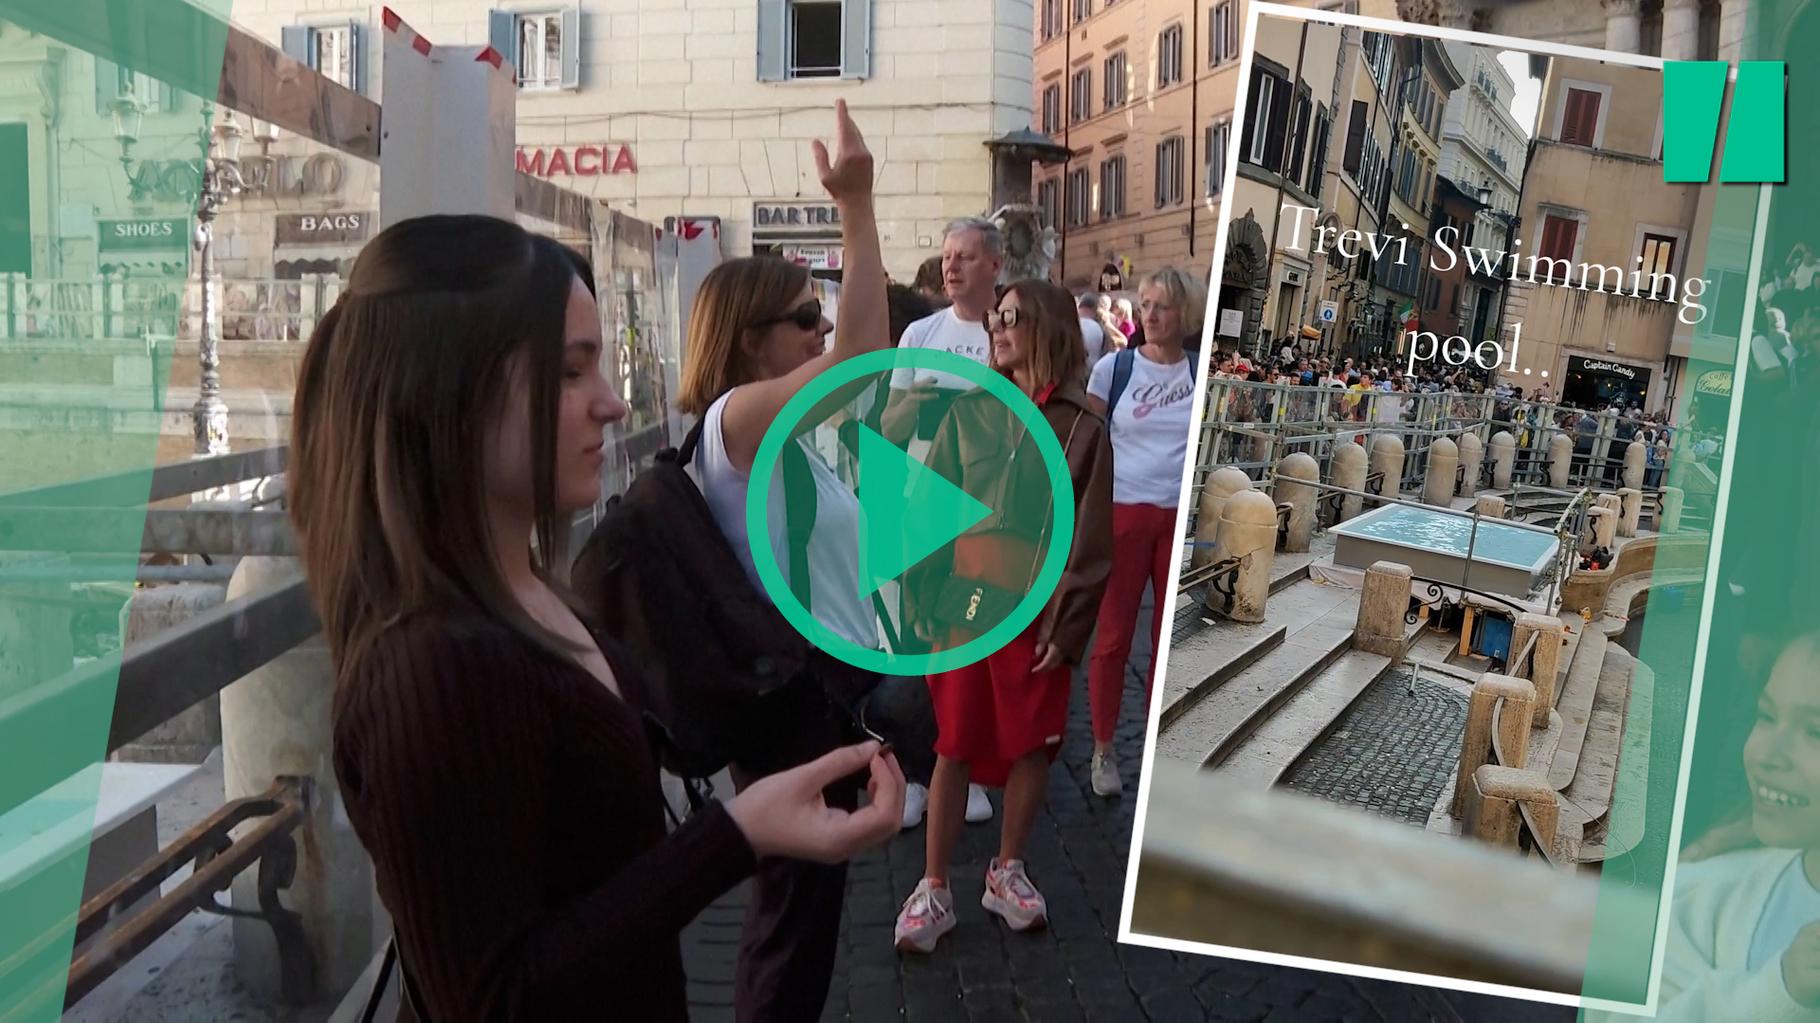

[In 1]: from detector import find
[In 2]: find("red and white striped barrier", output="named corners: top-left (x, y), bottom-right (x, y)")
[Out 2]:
top-left (377, 8), bottom-right (518, 229)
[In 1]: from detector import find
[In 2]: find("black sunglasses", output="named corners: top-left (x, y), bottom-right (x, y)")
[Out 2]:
top-left (757, 299), bottom-right (824, 331)
top-left (985, 306), bottom-right (1023, 332)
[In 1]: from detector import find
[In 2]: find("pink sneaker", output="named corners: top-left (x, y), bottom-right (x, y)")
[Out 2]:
top-left (894, 879), bottom-right (956, 953)
top-left (981, 858), bottom-right (1047, 931)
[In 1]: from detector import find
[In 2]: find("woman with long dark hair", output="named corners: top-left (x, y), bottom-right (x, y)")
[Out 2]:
top-left (893, 278), bottom-right (1114, 954)
top-left (288, 209), bottom-right (902, 1016)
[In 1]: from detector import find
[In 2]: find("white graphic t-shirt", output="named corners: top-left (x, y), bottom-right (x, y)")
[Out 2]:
top-left (889, 306), bottom-right (990, 391)
top-left (1088, 352), bottom-right (1196, 507)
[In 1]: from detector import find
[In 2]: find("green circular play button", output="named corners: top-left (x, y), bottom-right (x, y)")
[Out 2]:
top-left (746, 348), bottom-right (1075, 676)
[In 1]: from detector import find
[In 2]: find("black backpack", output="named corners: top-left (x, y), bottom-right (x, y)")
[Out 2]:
top-left (571, 419), bottom-right (822, 781)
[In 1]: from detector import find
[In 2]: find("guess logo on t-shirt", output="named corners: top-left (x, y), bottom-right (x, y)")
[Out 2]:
top-left (1129, 375), bottom-right (1195, 419)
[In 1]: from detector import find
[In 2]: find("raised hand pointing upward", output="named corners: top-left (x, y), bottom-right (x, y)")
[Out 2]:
top-left (813, 98), bottom-right (874, 203)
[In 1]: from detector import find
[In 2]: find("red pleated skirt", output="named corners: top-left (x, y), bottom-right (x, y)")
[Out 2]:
top-left (925, 622), bottom-right (1071, 788)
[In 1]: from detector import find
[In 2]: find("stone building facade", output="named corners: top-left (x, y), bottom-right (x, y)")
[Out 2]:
top-left (234, 0), bottom-right (1039, 282)
top-left (1030, 0), bottom-right (1242, 292)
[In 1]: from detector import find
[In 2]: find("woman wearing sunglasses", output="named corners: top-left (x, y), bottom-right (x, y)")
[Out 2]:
top-left (893, 279), bottom-right (1113, 953)
top-left (671, 100), bottom-right (905, 1021)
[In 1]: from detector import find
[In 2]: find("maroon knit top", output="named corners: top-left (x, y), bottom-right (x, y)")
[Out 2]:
top-left (331, 611), bottom-right (755, 1020)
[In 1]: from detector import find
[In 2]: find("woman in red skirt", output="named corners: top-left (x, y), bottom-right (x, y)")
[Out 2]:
top-left (893, 279), bottom-right (1114, 953)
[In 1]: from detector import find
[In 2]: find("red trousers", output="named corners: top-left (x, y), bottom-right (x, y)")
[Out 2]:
top-left (1089, 502), bottom-right (1177, 744)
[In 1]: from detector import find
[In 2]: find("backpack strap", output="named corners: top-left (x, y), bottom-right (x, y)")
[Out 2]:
top-left (1105, 348), bottom-right (1136, 418)
top-left (781, 438), bottom-right (816, 612)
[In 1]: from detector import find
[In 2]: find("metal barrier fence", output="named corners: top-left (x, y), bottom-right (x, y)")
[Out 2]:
top-left (0, 273), bottom-right (343, 343)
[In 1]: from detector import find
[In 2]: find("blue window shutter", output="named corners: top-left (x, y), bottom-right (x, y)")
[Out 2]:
top-left (349, 22), bottom-right (366, 94)
top-left (94, 59), bottom-right (117, 115)
top-left (561, 7), bottom-right (581, 89)
top-left (488, 10), bottom-right (518, 75)
top-left (757, 0), bottom-right (786, 82)
top-left (281, 25), bottom-right (312, 66)
top-left (840, 0), bottom-right (872, 80)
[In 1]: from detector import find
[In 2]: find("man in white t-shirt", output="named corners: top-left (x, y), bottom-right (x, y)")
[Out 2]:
top-left (1077, 292), bottom-right (1108, 370)
top-left (881, 216), bottom-right (1004, 446)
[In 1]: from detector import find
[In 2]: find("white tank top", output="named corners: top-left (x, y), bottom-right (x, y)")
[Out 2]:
top-left (692, 391), bottom-right (877, 651)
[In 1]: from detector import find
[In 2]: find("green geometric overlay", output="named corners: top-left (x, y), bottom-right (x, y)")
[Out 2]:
top-left (0, 1), bottom-right (230, 1018)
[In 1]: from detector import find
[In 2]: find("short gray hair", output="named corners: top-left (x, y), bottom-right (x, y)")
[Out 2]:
top-left (944, 216), bottom-right (1004, 260)
top-left (1078, 291), bottom-right (1103, 309)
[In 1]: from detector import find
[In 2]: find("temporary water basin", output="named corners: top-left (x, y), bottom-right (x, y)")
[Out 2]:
top-left (1329, 503), bottom-right (1560, 598)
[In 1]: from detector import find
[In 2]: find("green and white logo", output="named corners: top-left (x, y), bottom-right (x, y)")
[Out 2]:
top-left (746, 349), bottom-right (1076, 676)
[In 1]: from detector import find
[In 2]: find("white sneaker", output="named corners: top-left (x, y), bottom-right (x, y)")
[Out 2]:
top-left (965, 783), bottom-right (994, 824)
top-left (1091, 750), bottom-right (1123, 797)
top-left (894, 879), bottom-right (957, 953)
top-left (901, 782), bottom-right (929, 829)
top-left (981, 858), bottom-right (1047, 932)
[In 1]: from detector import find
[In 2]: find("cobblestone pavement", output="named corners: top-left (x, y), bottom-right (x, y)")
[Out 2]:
top-left (1283, 670), bottom-right (1469, 827)
top-left (683, 603), bottom-right (1572, 1022)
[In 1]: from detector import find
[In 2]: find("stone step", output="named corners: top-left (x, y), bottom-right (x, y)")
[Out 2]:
top-left (1156, 598), bottom-right (1358, 769)
top-left (1591, 656), bottom-right (1655, 862)
top-left (1546, 627), bottom-right (1609, 791)
top-left (1558, 644), bottom-right (1639, 851)
top-left (1160, 575), bottom-right (1354, 728)
top-left (1214, 649), bottom-right (1395, 787)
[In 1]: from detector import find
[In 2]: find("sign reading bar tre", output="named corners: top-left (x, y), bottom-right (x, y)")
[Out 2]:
top-left (275, 211), bottom-right (373, 247)
top-left (753, 203), bottom-right (842, 234)
top-left (97, 217), bottom-right (188, 253)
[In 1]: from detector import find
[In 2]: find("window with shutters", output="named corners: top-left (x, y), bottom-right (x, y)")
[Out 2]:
top-left (515, 11), bottom-right (569, 90)
top-left (1240, 67), bottom-right (1288, 173)
top-left (756, 0), bottom-right (871, 81)
top-left (1536, 213), bottom-right (1579, 284)
top-left (1100, 156), bottom-right (1127, 219)
top-left (1067, 166), bottom-right (1092, 226)
top-left (94, 61), bottom-right (178, 115)
top-left (1342, 100), bottom-right (1367, 176)
top-left (1210, 3), bottom-right (1237, 66)
top-left (1285, 90), bottom-right (1311, 191)
top-left (1362, 32), bottom-right (1392, 89)
top-left (1158, 25), bottom-right (1185, 87)
top-left (1070, 68), bottom-right (1093, 123)
top-left (1038, 178), bottom-right (1060, 228)
top-left (1041, 0), bottom-right (1061, 41)
top-left (1559, 87), bottom-right (1602, 146)
top-left (1104, 52), bottom-right (1128, 110)
top-left (1305, 107), bottom-right (1330, 199)
top-left (1072, 0), bottom-right (1092, 23)
top-left (1042, 84), bottom-right (1062, 135)
top-left (1638, 232), bottom-right (1679, 299)
top-left (280, 22), bottom-right (367, 94)
top-left (1155, 136), bottom-right (1185, 208)
top-left (1205, 118), bottom-right (1231, 197)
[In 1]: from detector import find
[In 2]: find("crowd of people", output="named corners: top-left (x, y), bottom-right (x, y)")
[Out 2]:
top-left (284, 101), bottom-right (1204, 1020)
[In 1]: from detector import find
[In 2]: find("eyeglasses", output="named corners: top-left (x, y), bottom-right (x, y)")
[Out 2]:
top-left (757, 299), bottom-right (824, 331)
top-left (985, 306), bottom-right (1023, 332)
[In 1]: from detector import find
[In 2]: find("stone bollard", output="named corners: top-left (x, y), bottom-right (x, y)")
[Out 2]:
top-left (1511, 612), bottom-right (1566, 723)
top-left (1548, 432), bottom-right (1573, 490)
top-left (1353, 560), bottom-right (1413, 659)
top-left (1464, 764), bottom-right (1561, 850)
top-left (1452, 672), bottom-right (1536, 816)
top-left (1618, 487), bottom-right (1643, 538)
top-left (1424, 437), bottom-right (1459, 507)
top-left (222, 557), bottom-right (378, 1001)
top-left (1369, 433), bottom-right (1405, 506)
top-left (1488, 431), bottom-right (1516, 490)
top-left (1589, 506), bottom-right (1618, 550)
top-left (1623, 440), bottom-right (1647, 491)
top-left (1456, 432), bottom-right (1484, 497)
top-left (1213, 489), bottom-right (1278, 623)
top-left (114, 584), bottom-right (227, 763)
top-left (1193, 466), bottom-right (1254, 570)
top-left (1273, 453), bottom-right (1320, 553)
top-left (1660, 485), bottom-right (1685, 533)
top-left (1474, 495), bottom-right (1507, 520)
top-left (1330, 441), bottom-right (1368, 523)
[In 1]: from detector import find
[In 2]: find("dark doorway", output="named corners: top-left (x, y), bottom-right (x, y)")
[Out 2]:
top-left (0, 124), bottom-right (31, 275)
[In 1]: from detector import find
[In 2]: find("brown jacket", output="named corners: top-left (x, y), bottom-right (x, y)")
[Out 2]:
top-left (904, 379), bottom-right (1114, 665)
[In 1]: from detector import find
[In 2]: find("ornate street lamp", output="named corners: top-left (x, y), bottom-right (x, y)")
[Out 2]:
top-left (191, 105), bottom-right (254, 460)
